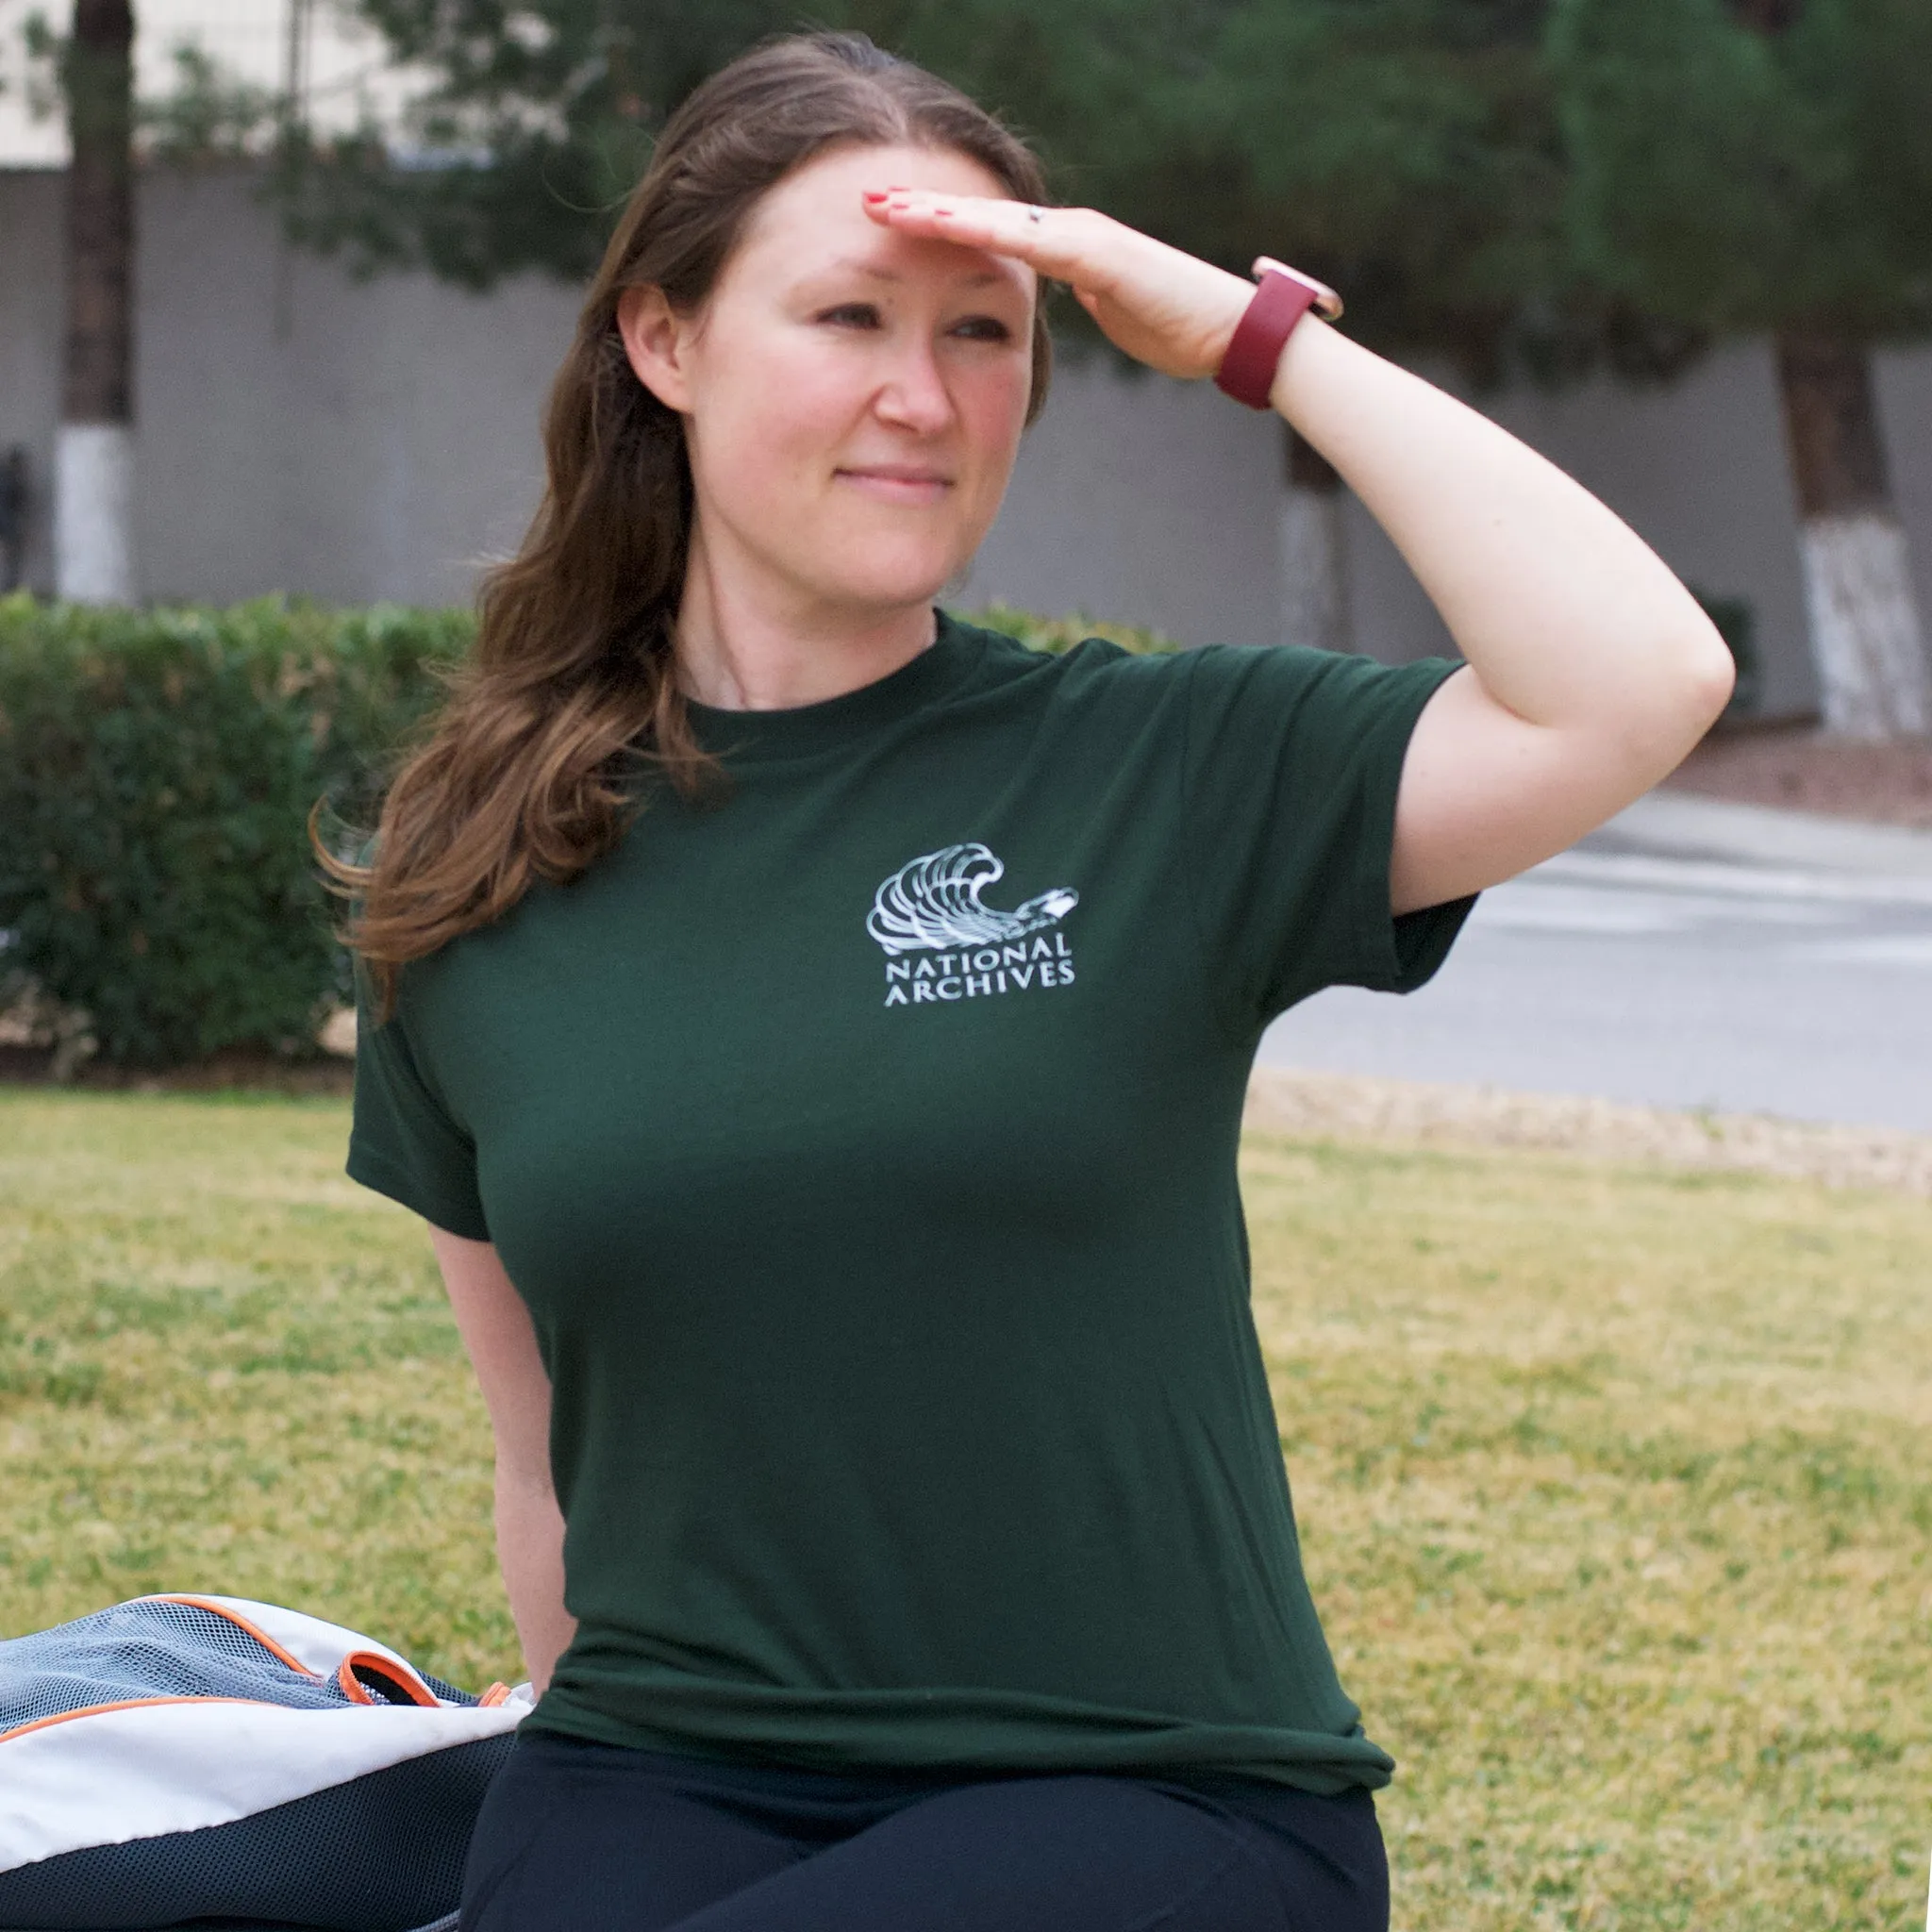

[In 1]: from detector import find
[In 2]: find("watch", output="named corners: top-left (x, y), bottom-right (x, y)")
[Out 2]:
top-left (1213, 257), bottom-right (1344, 410)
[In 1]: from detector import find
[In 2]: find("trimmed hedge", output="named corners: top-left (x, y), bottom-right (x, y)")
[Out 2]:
top-left (0, 596), bottom-right (467, 1067)
top-left (0, 595), bottom-right (1171, 1070)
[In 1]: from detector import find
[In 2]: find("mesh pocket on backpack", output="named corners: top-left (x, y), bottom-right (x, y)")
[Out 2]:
top-left (0, 1599), bottom-right (375, 1734)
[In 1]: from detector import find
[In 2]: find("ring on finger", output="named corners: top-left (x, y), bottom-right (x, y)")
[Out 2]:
top-left (1026, 205), bottom-right (1045, 224)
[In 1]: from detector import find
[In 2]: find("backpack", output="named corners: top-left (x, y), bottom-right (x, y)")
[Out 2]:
top-left (0, 1592), bottom-right (529, 1931)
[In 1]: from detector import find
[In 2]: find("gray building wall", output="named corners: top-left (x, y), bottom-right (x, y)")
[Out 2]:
top-left (7, 164), bottom-right (1932, 720)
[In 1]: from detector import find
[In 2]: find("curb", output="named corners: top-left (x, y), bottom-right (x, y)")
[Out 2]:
top-left (1245, 1067), bottom-right (1932, 1198)
top-left (1597, 791), bottom-right (1932, 878)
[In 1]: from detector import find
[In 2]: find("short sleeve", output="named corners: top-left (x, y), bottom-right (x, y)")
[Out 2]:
top-left (345, 959), bottom-right (491, 1241)
top-left (1180, 643), bottom-right (1476, 1038)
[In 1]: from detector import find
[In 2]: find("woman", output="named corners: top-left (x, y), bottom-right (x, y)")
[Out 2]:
top-left (337, 29), bottom-right (1733, 1932)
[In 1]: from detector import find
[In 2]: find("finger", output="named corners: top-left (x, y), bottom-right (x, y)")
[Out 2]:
top-left (873, 191), bottom-right (1072, 268)
top-left (863, 190), bottom-right (1106, 291)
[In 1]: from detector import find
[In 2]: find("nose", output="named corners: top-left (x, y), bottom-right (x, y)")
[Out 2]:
top-left (874, 334), bottom-right (957, 437)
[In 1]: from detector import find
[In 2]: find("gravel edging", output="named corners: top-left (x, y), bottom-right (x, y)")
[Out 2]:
top-left (1665, 728), bottom-right (1932, 828)
top-left (1244, 1067), bottom-right (1932, 1198)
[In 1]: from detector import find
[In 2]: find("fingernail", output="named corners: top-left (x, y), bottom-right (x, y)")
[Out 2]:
top-left (863, 192), bottom-right (888, 203)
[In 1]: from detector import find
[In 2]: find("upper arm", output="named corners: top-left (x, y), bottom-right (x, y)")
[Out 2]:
top-left (427, 1227), bottom-right (554, 1488)
top-left (347, 969), bottom-right (491, 1241)
top-left (1183, 641), bottom-right (1475, 1025)
top-left (1390, 667), bottom-right (1694, 915)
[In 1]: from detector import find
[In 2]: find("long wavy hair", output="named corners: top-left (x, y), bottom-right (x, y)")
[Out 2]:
top-left (321, 31), bottom-right (1054, 1016)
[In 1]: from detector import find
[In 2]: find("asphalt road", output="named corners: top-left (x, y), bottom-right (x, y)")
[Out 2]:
top-left (1258, 807), bottom-right (1932, 1136)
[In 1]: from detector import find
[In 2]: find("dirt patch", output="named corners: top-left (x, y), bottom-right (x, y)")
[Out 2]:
top-left (0, 1045), bottom-right (354, 1096)
top-left (0, 987), bottom-right (357, 1093)
top-left (8, 1046), bottom-right (1925, 1192)
top-left (1666, 725), bottom-right (1932, 827)
top-left (1245, 1066), bottom-right (1932, 1198)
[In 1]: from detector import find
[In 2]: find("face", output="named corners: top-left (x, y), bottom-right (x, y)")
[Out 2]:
top-left (619, 141), bottom-right (1037, 622)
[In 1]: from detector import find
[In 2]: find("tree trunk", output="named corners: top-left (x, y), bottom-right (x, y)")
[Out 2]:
top-left (1728, 0), bottom-right (1801, 28)
top-left (1773, 332), bottom-right (1930, 739)
top-left (1279, 425), bottom-right (1354, 652)
top-left (1728, 0), bottom-right (1930, 738)
top-left (57, 0), bottom-right (136, 604)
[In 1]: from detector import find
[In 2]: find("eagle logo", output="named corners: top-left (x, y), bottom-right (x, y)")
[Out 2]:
top-left (866, 843), bottom-right (1078, 957)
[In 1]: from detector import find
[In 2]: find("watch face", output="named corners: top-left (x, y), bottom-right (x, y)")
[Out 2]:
top-left (1251, 256), bottom-right (1344, 320)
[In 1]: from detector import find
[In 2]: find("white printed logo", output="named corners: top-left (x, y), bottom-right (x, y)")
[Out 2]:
top-left (867, 843), bottom-right (1079, 1008)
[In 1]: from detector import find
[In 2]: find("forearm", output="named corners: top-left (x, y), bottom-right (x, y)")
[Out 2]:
top-left (494, 1464), bottom-right (576, 1696)
top-left (1272, 316), bottom-right (1732, 757)
top-left (864, 185), bottom-right (1736, 903)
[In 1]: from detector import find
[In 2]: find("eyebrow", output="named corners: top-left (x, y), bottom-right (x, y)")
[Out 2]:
top-left (826, 255), bottom-right (1011, 290)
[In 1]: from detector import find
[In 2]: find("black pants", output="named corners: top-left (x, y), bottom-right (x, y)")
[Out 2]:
top-left (461, 1731), bottom-right (1389, 1931)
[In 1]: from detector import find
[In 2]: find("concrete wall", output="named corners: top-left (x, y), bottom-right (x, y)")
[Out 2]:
top-left (8, 164), bottom-right (1932, 718)
top-left (0, 169), bottom-right (65, 596)
top-left (2, 168), bottom-right (570, 607)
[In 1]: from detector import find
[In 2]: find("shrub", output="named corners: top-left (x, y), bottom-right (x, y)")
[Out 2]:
top-left (0, 596), bottom-right (1166, 1071)
top-left (971, 603), bottom-right (1176, 656)
top-left (0, 595), bottom-right (467, 1068)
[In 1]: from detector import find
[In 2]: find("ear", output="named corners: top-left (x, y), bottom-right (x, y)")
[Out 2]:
top-left (617, 285), bottom-right (697, 414)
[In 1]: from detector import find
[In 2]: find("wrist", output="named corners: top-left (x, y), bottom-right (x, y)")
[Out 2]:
top-left (1213, 258), bottom-right (1343, 409)
top-left (1203, 272), bottom-right (1260, 369)
top-left (1265, 308), bottom-right (1341, 417)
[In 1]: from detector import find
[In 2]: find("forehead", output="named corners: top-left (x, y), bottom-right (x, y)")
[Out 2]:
top-left (731, 141), bottom-right (1033, 293)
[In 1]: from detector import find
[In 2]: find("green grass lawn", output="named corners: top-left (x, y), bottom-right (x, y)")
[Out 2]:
top-left (3, 1090), bottom-right (1926, 1928)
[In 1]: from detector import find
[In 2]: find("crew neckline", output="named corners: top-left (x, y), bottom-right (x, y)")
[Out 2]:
top-left (681, 608), bottom-right (987, 763)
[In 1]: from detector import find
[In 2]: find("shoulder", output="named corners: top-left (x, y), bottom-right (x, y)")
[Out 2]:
top-left (1186, 641), bottom-right (1409, 697)
top-left (1183, 642), bottom-right (1462, 732)
top-left (942, 611), bottom-right (1195, 708)
top-left (940, 617), bottom-right (1457, 749)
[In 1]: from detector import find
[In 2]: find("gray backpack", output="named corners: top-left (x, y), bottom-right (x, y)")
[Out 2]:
top-left (0, 1592), bottom-right (529, 1931)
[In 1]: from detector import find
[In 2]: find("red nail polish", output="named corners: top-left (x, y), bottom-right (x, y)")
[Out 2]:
top-left (863, 192), bottom-right (889, 203)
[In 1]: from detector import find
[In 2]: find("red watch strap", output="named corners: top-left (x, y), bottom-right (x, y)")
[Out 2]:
top-left (1213, 272), bottom-right (1321, 409)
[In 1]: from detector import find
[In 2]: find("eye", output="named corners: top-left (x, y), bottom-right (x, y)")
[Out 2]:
top-left (951, 314), bottom-right (1015, 342)
top-left (817, 302), bottom-right (883, 329)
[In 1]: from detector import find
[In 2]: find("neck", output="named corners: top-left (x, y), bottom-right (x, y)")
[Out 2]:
top-left (674, 521), bottom-right (939, 711)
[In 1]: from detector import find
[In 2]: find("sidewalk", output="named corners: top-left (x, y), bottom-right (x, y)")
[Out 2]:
top-left (1258, 782), bottom-right (1932, 1134)
top-left (1535, 790), bottom-right (1932, 912)
top-left (1592, 790), bottom-right (1932, 878)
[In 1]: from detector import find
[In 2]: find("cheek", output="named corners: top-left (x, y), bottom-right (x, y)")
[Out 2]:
top-left (698, 332), bottom-right (865, 490)
top-left (954, 360), bottom-right (1032, 489)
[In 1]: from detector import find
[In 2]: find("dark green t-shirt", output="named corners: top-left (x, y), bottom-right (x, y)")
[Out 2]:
top-left (348, 612), bottom-right (1473, 1793)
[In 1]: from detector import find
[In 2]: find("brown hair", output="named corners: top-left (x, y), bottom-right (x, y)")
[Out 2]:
top-left (320, 31), bottom-right (1053, 1016)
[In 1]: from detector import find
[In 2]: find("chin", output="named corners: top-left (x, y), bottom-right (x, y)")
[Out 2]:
top-left (807, 543), bottom-right (971, 614)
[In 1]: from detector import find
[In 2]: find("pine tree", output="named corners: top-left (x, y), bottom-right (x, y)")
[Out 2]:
top-left (294, 2), bottom-right (1678, 656)
top-left (1550, 0), bottom-right (1932, 737)
top-left (1003, 1), bottom-right (1710, 652)
top-left (291, 3), bottom-right (1928, 698)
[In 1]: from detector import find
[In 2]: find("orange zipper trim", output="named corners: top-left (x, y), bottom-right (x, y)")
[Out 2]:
top-left (1, 1694), bottom-right (275, 1745)
top-left (335, 1650), bottom-right (441, 1708)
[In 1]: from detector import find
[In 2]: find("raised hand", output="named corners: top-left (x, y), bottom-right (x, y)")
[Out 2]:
top-left (862, 187), bottom-right (1261, 383)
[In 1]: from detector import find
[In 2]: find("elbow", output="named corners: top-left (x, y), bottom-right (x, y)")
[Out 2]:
top-left (1607, 619), bottom-right (1735, 783)
top-left (494, 1453), bottom-right (559, 1514)
top-left (1657, 616), bottom-right (1736, 750)
top-left (1684, 619), bottom-right (1738, 729)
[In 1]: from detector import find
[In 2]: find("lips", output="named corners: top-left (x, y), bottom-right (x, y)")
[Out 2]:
top-left (835, 465), bottom-right (954, 501)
